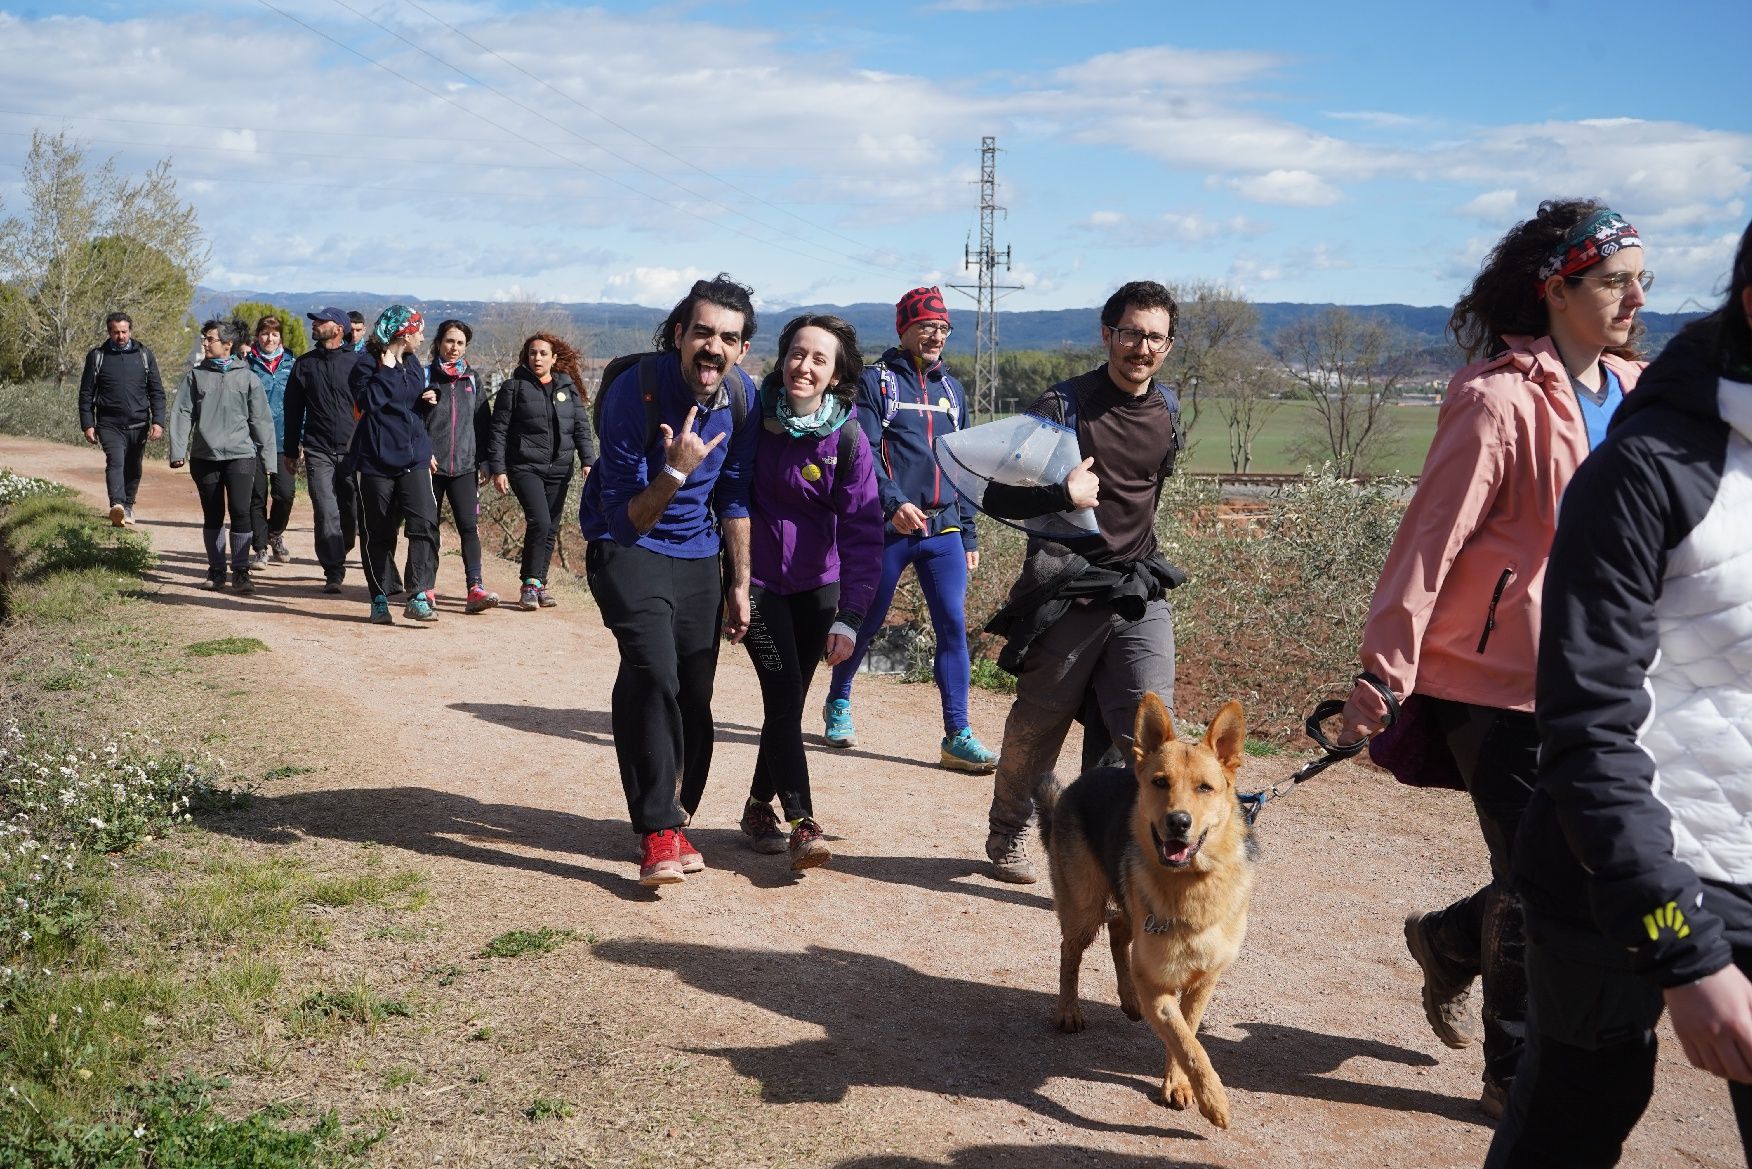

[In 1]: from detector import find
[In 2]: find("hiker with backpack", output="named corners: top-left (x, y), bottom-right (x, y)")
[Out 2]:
top-left (244, 314), bottom-right (297, 569)
top-left (735, 314), bottom-right (883, 872)
top-left (485, 332), bottom-right (595, 611)
top-left (579, 273), bottom-right (760, 888)
top-left (821, 287), bottom-right (998, 775)
top-left (78, 311), bottom-right (165, 528)
top-left (424, 319), bottom-right (499, 614)
top-left (978, 280), bottom-right (1188, 885)
top-left (166, 319), bottom-right (275, 594)
top-left (350, 305), bottom-right (442, 625)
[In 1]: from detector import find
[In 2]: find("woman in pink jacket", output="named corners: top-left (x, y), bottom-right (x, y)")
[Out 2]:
top-left (1339, 200), bottom-right (1651, 1117)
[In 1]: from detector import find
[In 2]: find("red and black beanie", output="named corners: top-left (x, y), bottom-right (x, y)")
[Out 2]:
top-left (895, 286), bottom-right (950, 336)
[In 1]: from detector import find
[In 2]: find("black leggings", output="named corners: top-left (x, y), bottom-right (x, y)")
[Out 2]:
top-left (356, 467), bottom-right (439, 600)
top-left (508, 467), bottom-right (571, 584)
top-left (744, 583), bottom-right (839, 822)
top-left (433, 472), bottom-right (483, 587)
top-left (189, 457), bottom-right (256, 575)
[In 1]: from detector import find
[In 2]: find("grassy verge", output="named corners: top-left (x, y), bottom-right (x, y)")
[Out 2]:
top-left (0, 469), bottom-right (412, 1166)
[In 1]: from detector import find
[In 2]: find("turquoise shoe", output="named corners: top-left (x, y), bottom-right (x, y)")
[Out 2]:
top-left (940, 727), bottom-right (997, 773)
top-left (822, 699), bottom-right (856, 748)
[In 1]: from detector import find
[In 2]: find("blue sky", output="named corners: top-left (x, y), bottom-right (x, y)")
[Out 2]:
top-left (1, 0), bottom-right (1747, 316)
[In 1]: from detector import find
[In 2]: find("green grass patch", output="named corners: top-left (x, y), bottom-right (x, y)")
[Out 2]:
top-left (306, 865), bottom-right (427, 911)
top-left (1179, 399), bottom-right (1442, 476)
top-left (968, 656), bottom-right (1017, 695)
top-left (523, 1095), bottom-right (575, 1121)
top-left (185, 637), bottom-right (270, 658)
top-left (296, 985), bottom-right (412, 1028)
top-left (477, 927), bottom-right (577, 959)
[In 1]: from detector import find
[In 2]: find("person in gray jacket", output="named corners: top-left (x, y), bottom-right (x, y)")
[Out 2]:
top-left (168, 320), bottom-right (275, 593)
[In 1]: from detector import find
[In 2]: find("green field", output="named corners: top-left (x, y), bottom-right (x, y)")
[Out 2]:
top-left (1177, 399), bottom-right (1442, 476)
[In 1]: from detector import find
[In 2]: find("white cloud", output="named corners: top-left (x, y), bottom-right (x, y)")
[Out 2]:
top-left (600, 266), bottom-right (713, 307)
top-left (1457, 189), bottom-right (1519, 222)
top-left (1226, 170), bottom-right (1342, 207)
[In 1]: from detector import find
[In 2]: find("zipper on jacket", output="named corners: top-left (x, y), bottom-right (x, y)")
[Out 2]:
top-left (1476, 566), bottom-right (1516, 653)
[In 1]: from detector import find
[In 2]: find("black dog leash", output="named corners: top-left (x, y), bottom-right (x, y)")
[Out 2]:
top-left (1237, 673), bottom-right (1399, 826)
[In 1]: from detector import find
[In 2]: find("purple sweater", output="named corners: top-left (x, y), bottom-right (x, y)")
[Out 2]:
top-left (749, 420), bottom-right (883, 624)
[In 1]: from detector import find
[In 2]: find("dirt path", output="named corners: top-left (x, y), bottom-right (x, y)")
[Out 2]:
top-left (2, 434), bottom-right (1733, 1168)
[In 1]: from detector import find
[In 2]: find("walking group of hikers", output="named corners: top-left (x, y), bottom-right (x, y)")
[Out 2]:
top-left (73, 200), bottom-right (1752, 1167)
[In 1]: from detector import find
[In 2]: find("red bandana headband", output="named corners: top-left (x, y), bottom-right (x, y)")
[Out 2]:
top-left (1536, 209), bottom-right (1641, 298)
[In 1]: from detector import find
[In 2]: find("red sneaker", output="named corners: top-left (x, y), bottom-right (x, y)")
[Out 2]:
top-left (674, 829), bottom-right (705, 874)
top-left (638, 829), bottom-right (685, 887)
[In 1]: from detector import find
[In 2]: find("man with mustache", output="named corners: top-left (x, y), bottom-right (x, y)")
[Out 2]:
top-left (580, 274), bottom-right (761, 887)
top-left (979, 280), bottom-right (1186, 883)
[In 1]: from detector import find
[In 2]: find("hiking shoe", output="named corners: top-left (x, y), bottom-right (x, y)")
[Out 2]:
top-left (369, 595), bottom-right (394, 625)
top-left (464, 585), bottom-right (500, 614)
top-left (941, 728), bottom-right (998, 773)
top-left (739, 800), bottom-right (789, 855)
top-left (232, 570), bottom-right (254, 596)
top-left (675, 829), bottom-right (705, 874)
top-left (404, 591), bottom-right (438, 622)
top-left (269, 536), bottom-right (291, 564)
top-left (822, 698), bottom-right (857, 748)
top-left (250, 548), bottom-right (269, 570)
top-left (986, 830), bottom-right (1039, 884)
top-left (537, 584), bottom-right (557, 608)
top-left (519, 580), bottom-right (542, 610)
top-left (638, 829), bottom-right (686, 887)
top-left (123, 504), bottom-right (137, 526)
top-left (1480, 1077), bottom-right (1508, 1121)
top-left (322, 573), bottom-right (344, 594)
top-left (788, 818), bottom-right (831, 871)
top-left (1404, 912), bottom-right (1478, 1049)
top-left (204, 572), bottom-right (226, 590)
top-left (108, 503), bottom-right (127, 527)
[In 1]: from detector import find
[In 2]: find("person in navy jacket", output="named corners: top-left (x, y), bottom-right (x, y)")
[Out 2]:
top-left (579, 274), bottom-right (759, 888)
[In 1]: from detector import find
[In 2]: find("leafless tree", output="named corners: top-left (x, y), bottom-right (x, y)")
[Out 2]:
top-left (1207, 344), bottom-right (1285, 472)
top-left (475, 290), bottom-right (579, 387)
top-left (1163, 281), bottom-right (1260, 458)
top-left (1274, 308), bottom-right (1411, 477)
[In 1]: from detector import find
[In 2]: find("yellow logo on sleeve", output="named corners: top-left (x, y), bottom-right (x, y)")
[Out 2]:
top-left (1643, 902), bottom-right (1691, 941)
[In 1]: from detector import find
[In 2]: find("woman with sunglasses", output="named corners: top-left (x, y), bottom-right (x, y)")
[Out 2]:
top-left (1337, 201), bottom-right (1651, 1117)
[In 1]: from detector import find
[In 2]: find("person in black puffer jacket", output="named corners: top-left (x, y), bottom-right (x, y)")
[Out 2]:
top-left (486, 332), bottom-right (596, 610)
top-left (423, 319), bottom-right (497, 613)
top-left (350, 304), bottom-right (440, 625)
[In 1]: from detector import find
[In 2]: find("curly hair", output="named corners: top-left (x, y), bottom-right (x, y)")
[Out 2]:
top-left (776, 314), bottom-right (864, 404)
top-left (654, 273), bottom-right (757, 352)
top-left (1449, 198), bottom-right (1643, 361)
top-left (521, 332), bottom-right (586, 400)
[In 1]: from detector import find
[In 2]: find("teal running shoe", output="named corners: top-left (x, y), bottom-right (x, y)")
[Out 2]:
top-left (941, 727), bottom-right (997, 773)
top-left (369, 595), bottom-right (394, 625)
top-left (404, 591), bottom-right (438, 622)
top-left (822, 698), bottom-right (856, 748)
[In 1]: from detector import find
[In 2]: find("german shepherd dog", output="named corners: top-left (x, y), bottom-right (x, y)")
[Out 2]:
top-left (1036, 693), bottom-right (1252, 1129)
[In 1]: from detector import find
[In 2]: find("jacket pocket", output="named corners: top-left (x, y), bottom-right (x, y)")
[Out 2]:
top-left (1476, 566), bottom-right (1517, 654)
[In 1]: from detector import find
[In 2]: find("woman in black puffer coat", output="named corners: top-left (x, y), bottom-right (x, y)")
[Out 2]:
top-left (486, 332), bottom-right (595, 610)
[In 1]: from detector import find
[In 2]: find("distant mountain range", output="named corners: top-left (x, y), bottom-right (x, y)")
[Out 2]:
top-left (194, 287), bottom-right (1702, 368)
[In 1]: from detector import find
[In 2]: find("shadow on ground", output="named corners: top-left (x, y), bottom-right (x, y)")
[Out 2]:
top-left (590, 938), bottom-right (1472, 1135)
top-left (835, 1148), bottom-right (1221, 1169)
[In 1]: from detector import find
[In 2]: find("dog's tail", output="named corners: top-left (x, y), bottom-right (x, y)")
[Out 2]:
top-left (1034, 773), bottom-right (1064, 854)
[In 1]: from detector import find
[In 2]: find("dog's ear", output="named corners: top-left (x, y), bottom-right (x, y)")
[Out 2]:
top-left (1203, 700), bottom-right (1247, 775)
top-left (1132, 691), bottom-right (1176, 764)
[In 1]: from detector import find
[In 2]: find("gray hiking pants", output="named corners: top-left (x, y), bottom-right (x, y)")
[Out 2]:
top-left (987, 597), bottom-right (1176, 836)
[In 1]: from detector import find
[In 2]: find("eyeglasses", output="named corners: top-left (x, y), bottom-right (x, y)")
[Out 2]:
top-left (1109, 326), bottom-right (1172, 351)
top-left (1570, 270), bottom-right (1654, 298)
top-left (913, 323), bottom-right (952, 337)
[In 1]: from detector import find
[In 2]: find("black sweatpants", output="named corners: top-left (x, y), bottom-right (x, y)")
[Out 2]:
top-left (268, 468), bottom-right (296, 539)
top-left (744, 583), bottom-right (838, 821)
top-left (249, 460), bottom-right (270, 552)
top-left (586, 540), bottom-right (722, 836)
top-left (508, 466), bottom-right (571, 584)
top-left (357, 466), bottom-right (438, 601)
top-left (1484, 913), bottom-right (1752, 1168)
top-left (189, 457), bottom-right (256, 577)
top-left (96, 422), bottom-right (149, 509)
top-left (1420, 701), bottom-right (1535, 1091)
top-left (433, 472), bottom-right (484, 588)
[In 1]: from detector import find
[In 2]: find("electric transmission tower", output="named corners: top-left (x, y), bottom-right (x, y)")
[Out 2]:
top-left (947, 137), bottom-right (1022, 418)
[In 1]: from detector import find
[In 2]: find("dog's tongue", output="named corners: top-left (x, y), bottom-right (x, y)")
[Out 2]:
top-left (1162, 837), bottom-right (1200, 866)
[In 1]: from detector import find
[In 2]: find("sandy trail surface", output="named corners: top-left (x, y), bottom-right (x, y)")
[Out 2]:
top-left (1, 433), bottom-right (1735, 1168)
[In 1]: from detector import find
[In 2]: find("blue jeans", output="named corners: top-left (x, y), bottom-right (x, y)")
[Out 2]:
top-left (828, 530), bottom-right (971, 736)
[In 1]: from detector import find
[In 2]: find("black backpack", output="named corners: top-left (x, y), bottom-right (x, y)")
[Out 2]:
top-left (591, 351), bottom-right (750, 449)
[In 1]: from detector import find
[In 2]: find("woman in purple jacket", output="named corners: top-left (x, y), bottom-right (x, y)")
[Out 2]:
top-left (738, 314), bottom-right (883, 871)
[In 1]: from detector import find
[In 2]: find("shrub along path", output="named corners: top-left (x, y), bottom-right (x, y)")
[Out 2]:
top-left (0, 434), bottom-right (1733, 1168)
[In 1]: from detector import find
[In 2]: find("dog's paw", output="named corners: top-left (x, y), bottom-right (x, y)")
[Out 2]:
top-left (1162, 1071), bottom-right (1193, 1111)
top-left (1118, 993), bottom-right (1143, 1022)
top-left (1053, 1003), bottom-right (1086, 1033)
top-left (1195, 1082), bottom-right (1231, 1130)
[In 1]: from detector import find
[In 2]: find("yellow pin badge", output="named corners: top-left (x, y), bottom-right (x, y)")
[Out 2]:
top-left (555, 392), bottom-right (567, 402)
top-left (802, 463), bottom-right (823, 482)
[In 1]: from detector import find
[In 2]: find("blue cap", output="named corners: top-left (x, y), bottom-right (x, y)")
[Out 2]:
top-left (307, 306), bottom-right (350, 331)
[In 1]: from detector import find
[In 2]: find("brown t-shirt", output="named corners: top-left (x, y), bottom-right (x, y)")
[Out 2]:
top-left (1074, 369), bottom-right (1178, 565)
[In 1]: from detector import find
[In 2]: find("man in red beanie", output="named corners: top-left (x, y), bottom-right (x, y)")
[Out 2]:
top-left (822, 286), bottom-right (998, 773)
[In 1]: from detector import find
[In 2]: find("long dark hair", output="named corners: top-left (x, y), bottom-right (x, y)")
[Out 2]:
top-left (1449, 198), bottom-right (1642, 362)
top-left (1706, 217), bottom-right (1752, 381)
top-left (521, 332), bottom-right (585, 400)
top-left (777, 313), bottom-right (864, 404)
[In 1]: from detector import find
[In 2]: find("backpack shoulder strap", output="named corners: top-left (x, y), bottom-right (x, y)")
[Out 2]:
top-left (638, 355), bottom-right (662, 450)
top-left (871, 360), bottom-right (901, 431)
top-left (836, 417), bottom-right (859, 471)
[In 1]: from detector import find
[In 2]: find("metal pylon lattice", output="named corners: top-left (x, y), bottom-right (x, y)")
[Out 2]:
top-left (947, 136), bottom-right (1022, 418)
